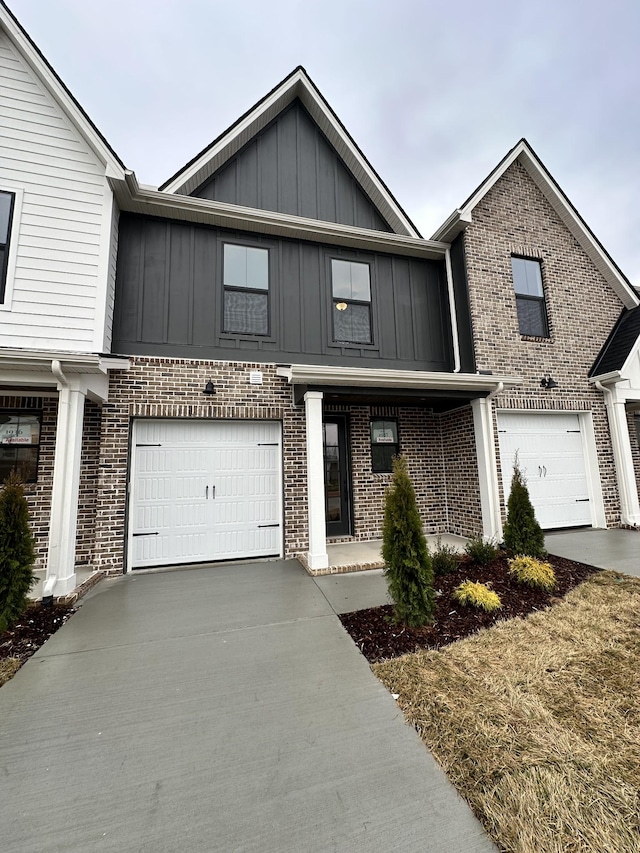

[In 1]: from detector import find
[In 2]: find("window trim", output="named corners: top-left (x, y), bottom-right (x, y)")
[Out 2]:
top-left (0, 185), bottom-right (23, 310)
top-left (370, 417), bottom-right (399, 474)
top-left (328, 255), bottom-right (377, 348)
top-left (0, 409), bottom-right (43, 484)
top-left (220, 239), bottom-right (272, 338)
top-left (511, 255), bottom-right (550, 339)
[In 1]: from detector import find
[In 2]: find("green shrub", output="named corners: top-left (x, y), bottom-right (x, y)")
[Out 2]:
top-left (464, 537), bottom-right (499, 566)
top-left (502, 458), bottom-right (546, 558)
top-left (508, 555), bottom-right (557, 591)
top-left (431, 538), bottom-right (460, 576)
top-left (382, 455), bottom-right (434, 627)
top-left (453, 580), bottom-right (502, 612)
top-left (0, 470), bottom-right (36, 633)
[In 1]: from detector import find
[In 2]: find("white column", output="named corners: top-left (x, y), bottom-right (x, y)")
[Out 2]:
top-left (603, 392), bottom-right (640, 527)
top-left (472, 397), bottom-right (503, 541)
top-left (304, 390), bottom-right (328, 571)
top-left (45, 382), bottom-right (86, 597)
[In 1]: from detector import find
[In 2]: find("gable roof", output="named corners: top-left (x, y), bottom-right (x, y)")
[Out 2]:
top-left (159, 66), bottom-right (420, 238)
top-left (432, 138), bottom-right (639, 311)
top-left (590, 305), bottom-right (640, 378)
top-left (0, 1), bottom-right (126, 178)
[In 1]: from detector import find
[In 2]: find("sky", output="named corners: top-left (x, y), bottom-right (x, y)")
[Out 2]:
top-left (9, 0), bottom-right (640, 284)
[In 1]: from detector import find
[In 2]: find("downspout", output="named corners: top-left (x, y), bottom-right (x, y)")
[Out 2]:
top-left (42, 360), bottom-right (68, 603)
top-left (445, 248), bottom-right (461, 373)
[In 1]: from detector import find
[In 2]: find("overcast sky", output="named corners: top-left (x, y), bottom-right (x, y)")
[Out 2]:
top-left (9, 0), bottom-right (640, 283)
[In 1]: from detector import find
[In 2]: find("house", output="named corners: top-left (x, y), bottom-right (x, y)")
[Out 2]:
top-left (0, 2), bottom-right (129, 599)
top-left (1, 2), bottom-right (639, 593)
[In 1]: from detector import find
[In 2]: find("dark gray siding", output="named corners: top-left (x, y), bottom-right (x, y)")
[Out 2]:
top-left (112, 215), bottom-right (455, 371)
top-left (193, 101), bottom-right (393, 232)
top-left (450, 234), bottom-right (476, 373)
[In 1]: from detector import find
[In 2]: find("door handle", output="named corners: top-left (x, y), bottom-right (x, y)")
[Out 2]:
top-left (206, 485), bottom-right (208, 499)
top-left (543, 465), bottom-right (547, 477)
top-left (212, 485), bottom-right (216, 499)
top-left (538, 466), bottom-right (542, 477)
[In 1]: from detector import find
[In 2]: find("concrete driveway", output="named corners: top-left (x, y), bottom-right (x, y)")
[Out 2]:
top-left (0, 560), bottom-right (495, 853)
top-left (546, 528), bottom-right (640, 577)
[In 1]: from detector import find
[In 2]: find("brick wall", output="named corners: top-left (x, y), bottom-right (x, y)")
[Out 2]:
top-left (76, 400), bottom-right (101, 566)
top-left (463, 160), bottom-right (623, 524)
top-left (441, 405), bottom-right (483, 537)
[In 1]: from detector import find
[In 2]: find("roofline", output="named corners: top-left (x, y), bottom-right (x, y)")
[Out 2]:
top-left (111, 172), bottom-right (448, 259)
top-left (159, 66), bottom-right (421, 238)
top-left (0, 1), bottom-right (126, 177)
top-left (431, 138), bottom-right (639, 311)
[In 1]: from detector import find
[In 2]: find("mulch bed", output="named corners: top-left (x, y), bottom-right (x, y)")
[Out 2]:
top-left (339, 554), bottom-right (600, 663)
top-left (0, 603), bottom-right (76, 668)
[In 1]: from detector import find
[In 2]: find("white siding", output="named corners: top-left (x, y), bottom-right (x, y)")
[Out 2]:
top-left (0, 31), bottom-right (112, 351)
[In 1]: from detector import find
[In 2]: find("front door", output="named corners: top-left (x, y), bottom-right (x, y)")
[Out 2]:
top-left (323, 416), bottom-right (351, 536)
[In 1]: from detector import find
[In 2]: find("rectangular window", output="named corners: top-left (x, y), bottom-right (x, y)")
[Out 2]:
top-left (511, 256), bottom-right (549, 338)
top-left (223, 243), bottom-right (269, 335)
top-left (0, 190), bottom-right (15, 304)
top-left (370, 419), bottom-right (398, 473)
top-left (0, 411), bottom-right (41, 483)
top-left (332, 259), bottom-right (371, 344)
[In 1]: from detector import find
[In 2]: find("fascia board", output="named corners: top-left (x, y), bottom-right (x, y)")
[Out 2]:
top-left (431, 210), bottom-right (473, 242)
top-left (277, 364), bottom-right (522, 392)
top-left (0, 4), bottom-right (125, 178)
top-left (0, 348), bottom-right (130, 374)
top-left (113, 174), bottom-right (449, 260)
top-left (588, 370), bottom-right (622, 384)
top-left (160, 67), bottom-right (419, 238)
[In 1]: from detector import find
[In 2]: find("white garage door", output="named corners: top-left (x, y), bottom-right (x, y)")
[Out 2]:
top-left (497, 412), bottom-right (592, 530)
top-left (130, 420), bottom-right (282, 569)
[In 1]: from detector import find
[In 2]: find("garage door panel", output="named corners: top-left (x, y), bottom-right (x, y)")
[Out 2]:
top-left (498, 412), bottom-right (591, 530)
top-left (130, 419), bottom-right (282, 568)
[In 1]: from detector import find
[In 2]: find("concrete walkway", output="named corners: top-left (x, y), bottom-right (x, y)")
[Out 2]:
top-left (546, 528), bottom-right (640, 577)
top-left (0, 560), bottom-right (496, 853)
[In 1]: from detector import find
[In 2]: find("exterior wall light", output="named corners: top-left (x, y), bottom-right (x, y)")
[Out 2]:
top-left (540, 374), bottom-right (558, 389)
top-left (203, 380), bottom-right (216, 395)
top-left (335, 302), bottom-right (347, 311)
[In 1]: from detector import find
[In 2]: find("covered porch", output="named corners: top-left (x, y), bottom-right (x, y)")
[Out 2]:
top-left (277, 364), bottom-right (521, 574)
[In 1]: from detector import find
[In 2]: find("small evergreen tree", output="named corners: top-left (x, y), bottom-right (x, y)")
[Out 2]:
top-left (382, 455), bottom-right (434, 627)
top-left (502, 457), bottom-right (546, 558)
top-left (0, 470), bottom-right (36, 633)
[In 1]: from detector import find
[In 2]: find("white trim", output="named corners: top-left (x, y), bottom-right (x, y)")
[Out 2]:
top-left (0, 183), bottom-right (24, 311)
top-left (160, 68), bottom-right (418, 238)
top-left (432, 140), bottom-right (638, 310)
top-left (92, 181), bottom-right (115, 353)
top-left (277, 363), bottom-right (521, 393)
top-left (472, 397), bottom-right (503, 540)
top-left (0, 6), bottom-right (125, 179)
top-left (112, 173), bottom-right (447, 260)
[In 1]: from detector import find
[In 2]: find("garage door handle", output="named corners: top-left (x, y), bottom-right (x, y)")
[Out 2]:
top-left (538, 466), bottom-right (542, 477)
top-left (206, 485), bottom-right (208, 499)
top-left (543, 465), bottom-right (547, 477)
top-left (576, 498), bottom-right (590, 502)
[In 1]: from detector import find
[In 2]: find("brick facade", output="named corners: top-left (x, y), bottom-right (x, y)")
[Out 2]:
top-left (463, 160), bottom-right (624, 525)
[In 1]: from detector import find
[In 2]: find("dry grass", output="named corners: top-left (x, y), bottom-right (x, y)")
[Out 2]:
top-left (374, 571), bottom-right (640, 853)
top-left (0, 657), bottom-right (22, 687)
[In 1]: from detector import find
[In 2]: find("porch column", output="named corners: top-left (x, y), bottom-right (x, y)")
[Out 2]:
top-left (601, 390), bottom-right (640, 526)
top-left (45, 381), bottom-right (86, 598)
top-left (471, 397), bottom-right (503, 541)
top-left (304, 390), bottom-right (328, 571)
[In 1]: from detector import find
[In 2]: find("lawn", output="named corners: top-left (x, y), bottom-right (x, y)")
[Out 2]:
top-left (374, 571), bottom-right (640, 853)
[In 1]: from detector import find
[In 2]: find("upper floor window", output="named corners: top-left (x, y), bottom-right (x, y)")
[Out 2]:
top-left (511, 256), bottom-right (549, 338)
top-left (370, 418), bottom-right (399, 473)
top-left (223, 243), bottom-right (269, 335)
top-left (0, 190), bottom-right (15, 304)
top-left (0, 411), bottom-right (41, 483)
top-left (332, 259), bottom-right (371, 344)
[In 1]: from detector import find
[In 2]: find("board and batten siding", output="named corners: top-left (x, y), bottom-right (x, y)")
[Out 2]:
top-left (112, 214), bottom-right (456, 371)
top-left (0, 30), bottom-right (114, 352)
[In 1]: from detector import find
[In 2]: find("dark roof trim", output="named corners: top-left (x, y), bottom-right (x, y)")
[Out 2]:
top-left (590, 305), bottom-right (640, 377)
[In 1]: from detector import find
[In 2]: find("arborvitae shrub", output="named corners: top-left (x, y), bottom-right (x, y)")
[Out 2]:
top-left (464, 537), bottom-right (499, 566)
top-left (502, 459), bottom-right (546, 558)
top-left (453, 580), bottom-right (502, 612)
top-left (382, 455), bottom-right (434, 627)
top-left (0, 470), bottom-right (36, 633)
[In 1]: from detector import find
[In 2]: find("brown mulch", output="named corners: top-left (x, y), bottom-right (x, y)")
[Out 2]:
top-left (339, 554), bottom-right (600, 663)
top-left (0, 603), bottom-right (76, 672)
